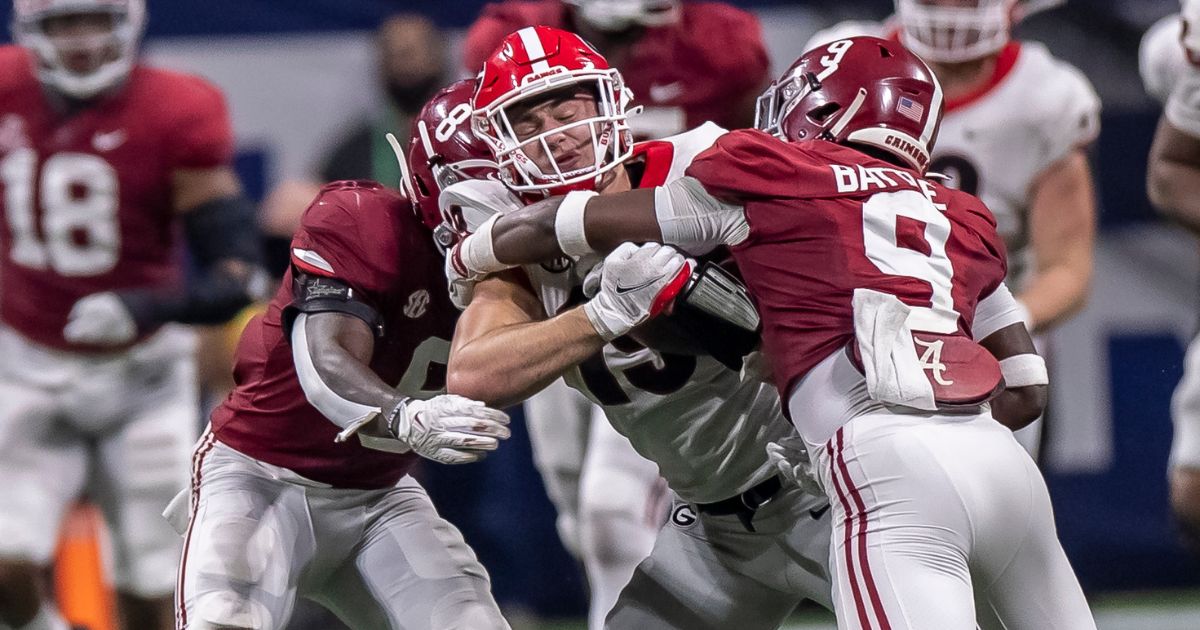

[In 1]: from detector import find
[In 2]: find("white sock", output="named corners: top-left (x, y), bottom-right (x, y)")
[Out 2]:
top-left (13, 604), bottom-right (69, 630)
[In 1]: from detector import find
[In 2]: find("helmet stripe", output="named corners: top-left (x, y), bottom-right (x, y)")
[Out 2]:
top-left (922, 70), bottom-right (944, 143)
top-left (517, 27), bottom-right (552, 75)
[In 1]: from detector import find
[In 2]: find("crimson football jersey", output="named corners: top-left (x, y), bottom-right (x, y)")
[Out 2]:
top-left (211, 181), bottom-right (458, 489)
top-left (463, 0), bottom-right (769, 137)
top-left (0, 46), bottom-right (233, 351)
top-left (686, 130), bottom-right (1008, 399)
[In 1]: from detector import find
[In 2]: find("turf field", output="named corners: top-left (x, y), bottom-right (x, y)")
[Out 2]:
top-left (531, 589), bottom-right (1200, 630)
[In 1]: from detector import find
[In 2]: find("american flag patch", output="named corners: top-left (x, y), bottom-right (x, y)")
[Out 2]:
top-left (897, 96), bottom-right (925, 123)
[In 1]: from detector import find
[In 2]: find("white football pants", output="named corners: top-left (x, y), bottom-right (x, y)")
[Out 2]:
top-left (808, 410), bottom-right (1096, 630)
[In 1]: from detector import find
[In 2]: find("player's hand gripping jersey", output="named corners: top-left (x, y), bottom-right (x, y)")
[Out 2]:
top-left (0, 46), bottom-right (233, 351)
top-left (806, 23), bottom-right (1099, 287)
top-left (463, 0), bottom-right (768, 137)
top-left (211, 181), bottom-right (459, 488)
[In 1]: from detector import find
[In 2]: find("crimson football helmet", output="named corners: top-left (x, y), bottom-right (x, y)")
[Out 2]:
top-left (12, 0), bottom-right (146, 99)
top-left (473, 25), bottom-right (634, 195)
top-left (755, 36), bottom-right (943, 172)
top-left (406, 79), bottom-right (498, 229)
top-left (562, 0), bottom-right (680, 32)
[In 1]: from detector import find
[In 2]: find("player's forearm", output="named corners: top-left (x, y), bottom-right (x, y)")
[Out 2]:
top-left (473, 189), bottom-right (666, 272)
top-left (489, 196), bottom-right (571, 265)
top-left (1148, 157), bottom-right (1200, 236)
top-left (447, 308), bottom-right (606, 407)
top-left (990, 385), bottom-right (1047, 431)
top-left (292, 312), bottom-right (397, 434)
top-left (1016, 262), bottom-right (1091, 333)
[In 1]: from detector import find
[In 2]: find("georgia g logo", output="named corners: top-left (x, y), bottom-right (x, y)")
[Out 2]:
top-left (670, 504), bottom-right (697, 528)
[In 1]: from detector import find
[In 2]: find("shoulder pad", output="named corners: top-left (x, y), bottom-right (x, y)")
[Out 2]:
top-left (439, 178), bottom-right (522, 232)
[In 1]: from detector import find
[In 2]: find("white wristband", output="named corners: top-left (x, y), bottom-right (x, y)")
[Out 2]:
top-left (1014, 300), bottom-right (1033, 329)
top-left (999, 353), bottom-right (1048, 388)
top-left (556, 190), bottom-right (598, 258)
top-left (460, 214), bottom-right (510, 274)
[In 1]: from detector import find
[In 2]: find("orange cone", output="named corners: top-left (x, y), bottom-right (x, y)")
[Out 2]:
top-left (53, 504), bottom-right (117, 630)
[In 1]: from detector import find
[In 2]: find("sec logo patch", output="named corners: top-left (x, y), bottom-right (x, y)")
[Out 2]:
top-left (670, 504), bottom-right (696, 528)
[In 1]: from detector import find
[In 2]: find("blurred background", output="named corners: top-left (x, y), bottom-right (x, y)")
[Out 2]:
top-left (6, 0), bottom-right (1197, 628)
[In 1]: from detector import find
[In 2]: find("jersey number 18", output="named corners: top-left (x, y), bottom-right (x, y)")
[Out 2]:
top-left (1, 148), bottom-right (120, 276)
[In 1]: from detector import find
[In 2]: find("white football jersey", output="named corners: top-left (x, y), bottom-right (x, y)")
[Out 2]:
top-left (443, 123), bottom-right (798, 504)
top-left (806, 26), bottom-right (1101, 289)
top-left (1140, 5), bottom-right (1200, 138)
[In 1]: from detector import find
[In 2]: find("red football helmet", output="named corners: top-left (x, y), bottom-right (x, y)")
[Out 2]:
top-left (755, 36), bottom-right (943, 172)
top-left (472, 25), bottom-right (634, 195)
top-left (404, 78), bottom-right (498, 243)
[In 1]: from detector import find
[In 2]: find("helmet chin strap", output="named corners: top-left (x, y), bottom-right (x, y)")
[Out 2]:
top-left (386, 132), bottom-right (418, 203)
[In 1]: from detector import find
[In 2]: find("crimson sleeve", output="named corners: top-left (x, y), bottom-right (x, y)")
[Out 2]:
top-left (168, 76), bottom-right (234, 169)
top-left (289, 190), bottom-right (395, 305)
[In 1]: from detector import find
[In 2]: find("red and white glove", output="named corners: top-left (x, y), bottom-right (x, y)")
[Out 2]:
top-left (584, 242), bottom-right (692, 340)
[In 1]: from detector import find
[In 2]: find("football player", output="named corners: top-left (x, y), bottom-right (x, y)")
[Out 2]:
top-left (0, 1), bottom-right (266, 629)
top-left (1141, 0), bottom-right (1200, 548)
top-left (462, 3), bottom-right (770, 615)
top-left (443, 26), bottom-right (833, 629)
top-left (450, 35), bottom-right (1097, 630)
top-left (805, 0), bottom-right (1100, 457)
top-left (465, 0), bottom-right (768, 138)
top-left (172, 97), bottom-right (513, 626)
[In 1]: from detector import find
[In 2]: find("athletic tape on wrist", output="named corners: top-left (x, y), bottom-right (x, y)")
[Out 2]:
top-left (999, 353), bottom-right (1048, 388)
top-left (583, 299), bottom-right (621, 341)
top-left (556, 190), bottom-right (598, 258)
top-left (1014, 300), bottom-right (1033, 328)
top-left (460, 214), bottom-right (508, 274)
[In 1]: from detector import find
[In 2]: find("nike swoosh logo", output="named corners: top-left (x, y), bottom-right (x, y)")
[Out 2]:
top-left (809, 504), bottom-right (831, 520)
top-left (648, 81), bottom-right (684, 103)
top-left (92, 129), bottom-right (126, 151)
top-left (614, 277), bottom-right (658, 294)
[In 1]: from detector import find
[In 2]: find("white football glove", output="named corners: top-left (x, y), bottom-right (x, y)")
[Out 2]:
top-left (766, 436), bottom-right (824, 496)
top-left (385, 394), bottom-right (511, 465)
top-left (584, 242), bottom-right (692, 340)
top-left (63, 292), bottom-right (137, 346)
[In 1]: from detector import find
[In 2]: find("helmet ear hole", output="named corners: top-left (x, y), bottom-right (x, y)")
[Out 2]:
top-left (806, 102), bottom-right (842, 125)
top-left (877, 44), bottom-right (893, 58)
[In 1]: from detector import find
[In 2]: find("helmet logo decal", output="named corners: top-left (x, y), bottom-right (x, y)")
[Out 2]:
top-left (434, 103), bottom-right (472, 143)
top-left (816, 39), bottom-right (854, 82)
top-left (896, 96), bottom-right (926, 124)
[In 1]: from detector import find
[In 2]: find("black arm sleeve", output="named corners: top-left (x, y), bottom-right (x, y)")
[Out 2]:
top-left (117, 195), bottom-right (269, 330)
top-left (280, 273), bottom-right (384, 339)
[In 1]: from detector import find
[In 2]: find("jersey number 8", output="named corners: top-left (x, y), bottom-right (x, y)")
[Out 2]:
top-left (2, 148), bottom-right (120, 277)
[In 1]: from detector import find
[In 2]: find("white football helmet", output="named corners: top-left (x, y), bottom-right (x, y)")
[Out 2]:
top-left (562, 0), bottom-right (680, 32)
top-left (896, 0), bottom-right (1016, 63)
top-left (12, 0), bottom-right (147, 99)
